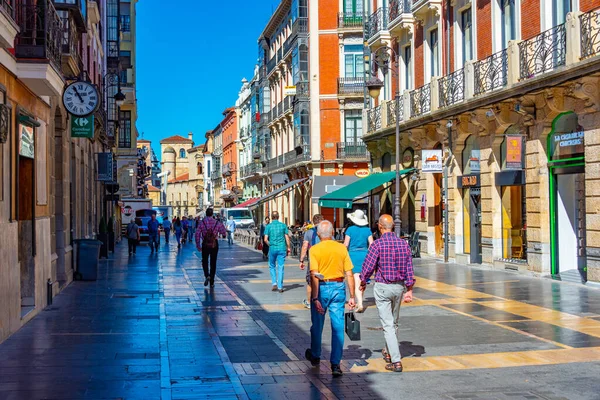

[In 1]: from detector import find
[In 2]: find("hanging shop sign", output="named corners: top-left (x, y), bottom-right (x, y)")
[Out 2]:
top-left (284, 86), bottom-right (297, 96)
top-left (71, 115), bottom-right (94, 138)
top-left (505, 135), bottom-right (524, 169)
top-left (550, 130), bottom-right (584, 161)
top-left (97, 152), bottom-right (115, 181)
top-left (19, 124), bottom-right (34, 159)
top-left (402, 148), bottom-right (414, 169)
top-left (457, 174), bottom-right (480, 189)
top-left (355, 169), bottom-right (370, 178)
top-left (421, 149), bottom-right (443, 173)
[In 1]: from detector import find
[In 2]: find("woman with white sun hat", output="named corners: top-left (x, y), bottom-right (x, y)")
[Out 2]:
top-left (344, 209), bottom-right (374, 312)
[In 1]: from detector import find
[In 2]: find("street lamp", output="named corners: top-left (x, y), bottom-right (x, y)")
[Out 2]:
top-left (114, 90), bottom-right (126, 107)
top-left (366, 46), bottom-right (403, 237)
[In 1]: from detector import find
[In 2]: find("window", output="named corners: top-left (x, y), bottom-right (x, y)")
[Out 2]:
top-left (207, 160), bottom-right (211, 175)
top-left (197, 162), bottom-right (202, 175)
top-left (179, 148), bottom-right (187, 158)
top-left (501, 0), bottom-right (516, 48)
top-left (552, 0), bottom-right (571, 25)
top-left (462, 135), bottom-right (480, 175)
top-left (344, 0), bottom-right (363, 13)
top-left (119, 69), bottom-right (128, 85)
top-left (430, 28), bottom-right (439, 77)
top-left (344, 45), bottom-right (364, 78)
top-left (461, 9), bottom-right (473, 65)
top-left (118, 110), bottom-right (131, 148)
top-left (294, 109), bottom-right (310, 146)
top-left (120, 15), bottom-right (131, 32)
top-left (119, 51), bottom-right (131, 68)
top-left (344, 110), bottom-right (363, 143)
top-left (403, 45), bottom-right (412, 90)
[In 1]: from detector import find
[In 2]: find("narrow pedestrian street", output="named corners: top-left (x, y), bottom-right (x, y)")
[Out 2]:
top-left (0, 239), bottom-right (599, 400)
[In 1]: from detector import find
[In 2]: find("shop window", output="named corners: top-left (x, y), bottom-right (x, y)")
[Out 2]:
top-left (501, 185), bottom-right (526, 259)
top-left (462, 135), bottom-right (480, 175)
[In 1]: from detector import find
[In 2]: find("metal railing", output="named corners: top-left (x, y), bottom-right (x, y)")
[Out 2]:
top-left (0, 0), bottom-right (15, 19)
top-left (284, 95), bottom-right (293, 112)
top-left (367, 105), bottom-right (382, 134)
top-left (297, 81), bottom-right (309, 98)
top-left (14, 0), bottom-right (62, 70)
top-left (580, 8), bottom-right (600, 59)
top-left (222, 162), bottom-right (235, 177)
top-left (474, 49), bottom-right (508, 96)
top-left (439, 68), bottom-right (464, 107)
top-left (283, 34), bottom-right (297, 56)
top-left (338, 12), bottom-right (363, 28)
top-left (386, 97), bottom-right (404, 127)
top-left (266, 56), bottom-right (277, 74)
top-left (388, 0), bottom-right (411, 22)
top-left (292, 17), bottom-right (308, 37)
top-left (60, 16), bottom-right (82, 70)
top-left (337, 77), bottom-right (365, 95)
top-left (519, 23), bottom-right (566, 80)
top-left (410, 84), bottom-right (431, 117)
top-left (336, 142), bottom-right (368, 159)
top-left (211, 170), bottom-right (220, 181)
top-left (365, 7), bottom-right (387, 41)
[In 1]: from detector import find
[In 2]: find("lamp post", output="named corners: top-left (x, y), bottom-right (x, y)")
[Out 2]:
top-left (366, 46), bottom-right (403, 237)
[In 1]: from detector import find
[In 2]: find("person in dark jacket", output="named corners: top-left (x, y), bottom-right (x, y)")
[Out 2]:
top-left (259, 217), bottom-right (270, 260)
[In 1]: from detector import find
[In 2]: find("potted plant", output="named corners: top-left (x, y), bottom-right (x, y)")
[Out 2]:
top-left (98, 217), bottom-right (109, 259)
top-left (107, 217), bottom-right (115, 252)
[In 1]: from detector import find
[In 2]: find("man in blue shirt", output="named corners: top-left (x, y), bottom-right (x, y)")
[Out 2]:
top-left (162, 217), bottom-right (172, 244)
top-left (147, 213), bottom-right (160, 254)
top-left (264, 211), bottom-right (291, 293)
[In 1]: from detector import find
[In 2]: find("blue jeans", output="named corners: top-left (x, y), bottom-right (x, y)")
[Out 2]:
top-left (164, 228), bottom-right (170, 243)
top-left (149, 234), bottom-right (159, 251)
top-left (227, 231), bottom-right (233, 245)
top-left (268, 249), bottom-right (286, 289)
top-left (310, 282), bottom-right (346, 365)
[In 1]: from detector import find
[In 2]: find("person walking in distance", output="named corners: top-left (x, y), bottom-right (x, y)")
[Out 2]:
top-left (263, 211), bottom-right (291, 293)
top-left (299, 214), bottom-right (324, 309)
top-left (174, 217), bottom-right (183, 248)
top-left (359, 214), bottom-right (415, 373)
top-left (226, 215), bottom-right (236, 246)
top-left (305, 220), bottom-right (355, 377)
top-left (259, 217), bottom-right (270, 260)
top-left (126, 218), bottom-right (140, 255)
top-left (181, 216), bottom-right (189, 244)
top-left (162, 216), bottom-right (172, 244)
top-left (196, 208), bottom-right (227, 288)
top-left (147, 213), bottom-right (160, 254)
top-left (188, 215), bottom-right (196, 243)
top-left (344, 210), bottom-right (374, 313)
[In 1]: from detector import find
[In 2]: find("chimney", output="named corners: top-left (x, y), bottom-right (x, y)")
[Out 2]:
top-left (188, 131), bottom-right (193, 145)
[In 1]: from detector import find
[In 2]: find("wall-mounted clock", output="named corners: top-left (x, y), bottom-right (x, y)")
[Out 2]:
top-left (62, 81), bottom-right (100, 117)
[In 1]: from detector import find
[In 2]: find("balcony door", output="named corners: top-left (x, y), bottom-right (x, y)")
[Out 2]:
top-left (344, 0), bottom-right (364, 15)
top-left (344, 110), bottom-right (363, 144)
top-left (552, 0), bottom-right (572, 25)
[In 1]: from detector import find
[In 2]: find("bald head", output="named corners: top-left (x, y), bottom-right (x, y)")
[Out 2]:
top-left (379, 214), bottom-right (394, 232)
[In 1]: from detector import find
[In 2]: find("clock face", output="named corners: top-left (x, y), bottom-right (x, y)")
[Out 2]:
top-left (62, 81), bottom-right (99, 117)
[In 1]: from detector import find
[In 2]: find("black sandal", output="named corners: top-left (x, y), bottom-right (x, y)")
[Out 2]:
top-left (381, 349), bottom-right (391, 363)
top-left (385, 362), bottom-right (403, 372)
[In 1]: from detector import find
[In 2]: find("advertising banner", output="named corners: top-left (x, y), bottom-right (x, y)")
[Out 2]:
top-left (505, 135), bottom-right (524, 169)
top-left (19, 124), bottom-right (34, 159)
top-left (421, 149), bottom-right (443, 173)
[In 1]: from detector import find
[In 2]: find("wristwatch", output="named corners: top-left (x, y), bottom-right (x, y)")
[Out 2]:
top-left (311, 298), bottom-right (319, 303)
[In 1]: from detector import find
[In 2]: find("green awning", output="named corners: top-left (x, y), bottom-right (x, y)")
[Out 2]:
top-left (318, 168), bottom-right (416, 209)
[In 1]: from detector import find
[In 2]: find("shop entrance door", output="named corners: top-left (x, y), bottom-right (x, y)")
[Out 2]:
top-left (470, 189), bottom-right (482, 264)
top-left (554, 172), bottom-right (586, 277)
top-left (433, 174), bottom-right (443, 255)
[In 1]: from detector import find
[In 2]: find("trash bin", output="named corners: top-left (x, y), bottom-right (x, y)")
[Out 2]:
top-left (74, 239), bottom-right (102, 281)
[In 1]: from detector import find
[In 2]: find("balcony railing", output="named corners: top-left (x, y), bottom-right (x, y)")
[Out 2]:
top-left (283, 34), bottom-right (297, 56)
top-left (15, 0), bottom-right (62, 70)
top-left (410, 84), bottom-right (431, 117)
top-left (266, 56), bottom-right (277, 74)
top-left (367, 105), bottom-right (382, 134)
top-left (60, 15), bottom-right (82, 73)
top-left (474, 49), bottom-right (508, 96)
top-left (365, 7), bottom-right (387, 41)
top-left (297, 81), bottom-right (309, 98)
top-left (580, 8), bottom-right (600, 59)
top-left (211, 170), bottom-right (220, 181)
top-left (222, 162), bottom-right (235, 177)
top-left (1, 0), bottom-right (15, 19)
top-left (519, 23), bottom-right (566, 80)
top-left (292, 17), bottom-right (308, 37)
top-left (338, 12), bottom-right (363, 29)
top-left (337, 77), bottom-right (365, 96)
top-left (439, 68), bottom-right (464, 107)
top-left (336, 142), bottom-right (368, 160)
top-left (386, 97), bottom-right (404, 127)
top-left (388, 0), bottom-right (411, 22)
top-left (120, 15), bottom-right (130, 32)
top-left (284, 95), bottom-right (293, 112)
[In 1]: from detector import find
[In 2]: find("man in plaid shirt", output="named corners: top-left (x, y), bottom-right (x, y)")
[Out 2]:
top-left (359, 214), bottom-right (415, 373)
top-left (195, 208), bottom-right (227, 287)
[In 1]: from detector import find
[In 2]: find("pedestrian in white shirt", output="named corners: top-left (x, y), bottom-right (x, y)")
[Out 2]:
top-left (226, 216), bottom-right (236, 246)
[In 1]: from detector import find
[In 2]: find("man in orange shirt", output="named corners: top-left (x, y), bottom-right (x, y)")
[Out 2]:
top-left (305, 220), bottom-right (355, 377)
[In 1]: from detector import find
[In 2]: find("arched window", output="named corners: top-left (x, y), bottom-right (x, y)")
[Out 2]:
top-left (197, 162), bottom-right (203, 175)
top-left (381, 152), bottom-right (392, 172)
top-left (462, 135), bottom-right (480, 175)
top-left (179, 148), bottom-right (186, 158)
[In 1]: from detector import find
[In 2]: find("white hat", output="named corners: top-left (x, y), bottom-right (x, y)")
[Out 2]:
top-left (348, 209), bottom-right (368, 226)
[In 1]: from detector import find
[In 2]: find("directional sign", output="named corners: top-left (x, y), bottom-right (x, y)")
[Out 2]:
top-left (71, 115), bottom-right (94, 138)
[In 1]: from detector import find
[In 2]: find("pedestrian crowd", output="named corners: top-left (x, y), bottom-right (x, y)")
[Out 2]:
top-left (128, 207), bottom-right (415, 377)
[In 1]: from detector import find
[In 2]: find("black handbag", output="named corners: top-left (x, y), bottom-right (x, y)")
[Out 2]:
top-left (345, 312), bottom-right (361, 341)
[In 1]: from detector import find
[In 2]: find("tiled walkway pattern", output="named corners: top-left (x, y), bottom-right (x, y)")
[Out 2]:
top-left (1, 239), bottom-right (600, 399)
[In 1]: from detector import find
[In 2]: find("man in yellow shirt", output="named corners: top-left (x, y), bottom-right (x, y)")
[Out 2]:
top-left (305, 220), bottom-right (355, 377)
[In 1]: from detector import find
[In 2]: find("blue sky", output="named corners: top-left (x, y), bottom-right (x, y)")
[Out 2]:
top-left (136, 0), bottom-right (280, 157)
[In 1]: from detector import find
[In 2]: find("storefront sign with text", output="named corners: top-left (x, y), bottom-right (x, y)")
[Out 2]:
top-left (551, 130), bottom-right (584, 160)
top-left (505, 135), bottom-right (524, 169)
top-left (458, 174), bottom-right (480, 188)
top-left (421, 149), bottom-right (443, 173)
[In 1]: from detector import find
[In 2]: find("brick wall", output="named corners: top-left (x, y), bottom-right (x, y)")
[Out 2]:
top-left (521, 0), bottom-right (541, 40)
top-left (476, 0), bottom-right (492, 59)
top-left (319, 0), bottom-right (338, 30)
top-left (319, 99), bottom-right (341, 160)
top-left (415, 24), bottom-right (424, 88)
top-left (319, 34), bottom-right (339, 95)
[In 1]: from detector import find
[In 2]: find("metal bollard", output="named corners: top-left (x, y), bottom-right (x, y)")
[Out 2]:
top-left (47, 279), bottom-right (53, 306)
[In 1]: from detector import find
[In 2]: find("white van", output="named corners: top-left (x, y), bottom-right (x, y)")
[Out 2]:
top-left (220, 208), bottom-right (255, 229)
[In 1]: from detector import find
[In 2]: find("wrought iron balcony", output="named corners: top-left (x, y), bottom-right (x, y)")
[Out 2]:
top-left (266, 56), bottom-right (276, 74)
top-left (337, 77), bottom-right (365, 96)
top-left (336, 142), bottom-right (368, 160)
top-left (386, 97), bottom-right (404, 127)
top-left (284, 95), bottom-right (293, 112)
top-left (15, 0), bottom-right (62, 71)
top-left (474, 49), bottom-right (508, 96)
top-left (222, 162), bottom-right (235, 177)
top-left (410, 84), bottom-right (431, 117)
top-left (60, 15), bottom-right (82, 76)
top-left (365, 7), bottom-right (388, 42)
top-left (439, 68), bottom-right (464, 108)
top-left (291, 17), bottom-right (308, 38)
top-left (1, 0), bottom-right (15, 20)
top-left (53, 0), bottom-right (86, 31)
top-left (211, 170), bottom-right (221, 181)
top-left (296, 81), bottom-right (309, 98)
top-left (580, 8), bottom-right (600, 60)
top-left (388, 0), bottom-right (411, 22)
top-left (338, 12), bottom-right (363, 29)
top-left (366, 105), bottom-right (382, 134)
top-left (519, 23), bottom-right (566, 80)
top-left (283, 34), bottom-right (297, 56)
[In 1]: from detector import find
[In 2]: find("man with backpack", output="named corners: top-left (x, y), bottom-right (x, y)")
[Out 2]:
top-left (195, 208), bottom-right (227, 288)
top-left (126, 219), bottom-right (140, 255)
top-left (299, 214), bottom-right (324, 308)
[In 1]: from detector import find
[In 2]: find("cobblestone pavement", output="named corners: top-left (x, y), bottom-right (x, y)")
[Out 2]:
top-left (1, 238), bottom-right (600, 399)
